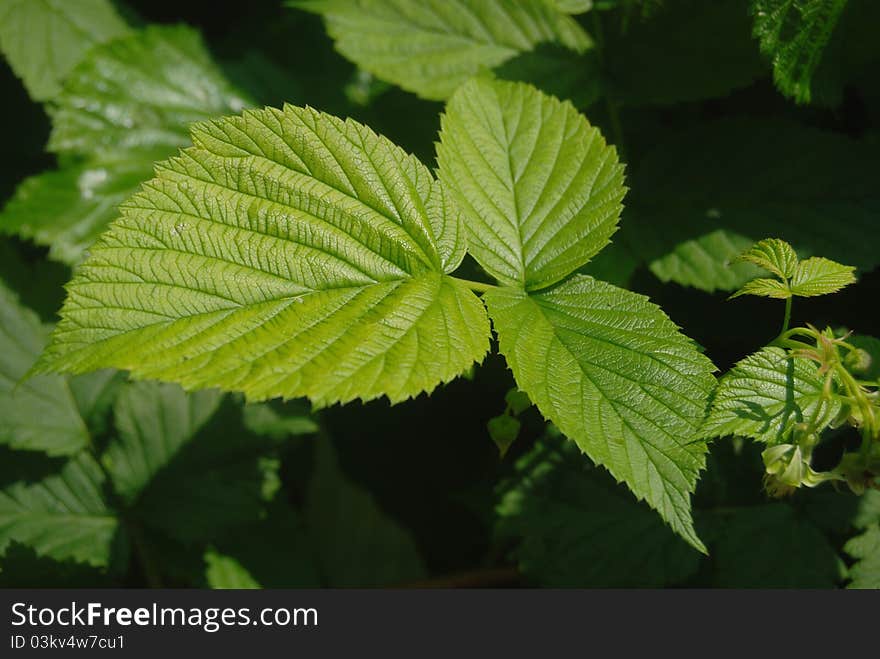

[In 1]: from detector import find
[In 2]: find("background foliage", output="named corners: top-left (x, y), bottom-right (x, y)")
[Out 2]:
top-left (1, 0), bottom-right (878, 588)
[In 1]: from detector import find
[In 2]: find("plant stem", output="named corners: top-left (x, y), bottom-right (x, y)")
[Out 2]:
top-left (781, 296), bottom-right (792, 335)
top-left (453, 277), bottom-right (496, 294)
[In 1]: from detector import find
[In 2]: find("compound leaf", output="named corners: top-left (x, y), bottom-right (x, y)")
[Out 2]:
top-left (485, 275), bottom-right (717, 550)
top-left (788, 256), bottom-right (856, 297)
top-left (0, 282), bottom-right (90, 455)
top-left (291, 0), bottom-right (591, 100)
top-left (0, 0), bottom-right (129, 101)
top-left (0, 453), bottom-right (118, 567)
top-left (701, 347), bottom-right (840, 443)
top-left (38, 104), bottom-right (491, 406)
top-left (751, 0), bottom-right (848, 104)
top-left (496, 431), bottom-right (701, 586)
top-left (437, 78), bottom-right (626, 291)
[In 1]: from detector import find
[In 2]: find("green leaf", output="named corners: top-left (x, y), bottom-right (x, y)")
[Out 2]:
top-left (307, 438), bottom-right (426, 586)
top-left (701, 347), bottom-right (840, 443)
top-left (707, 503), bottom-right (845, 587)
top-left (0, 153), bottom-right (160, 265)
top-left (626, 119), bottom-right (880, 292)
top-left (204, 549), bottom-right (261, 589)
top-left (0, 26), bottom-right (250, 266)
top-left (487, 414), bottom-right (521, 457)
top-left (47, 25), bottom-right (250, 156)
top-left (0, 453), bottom-right (119, 567)
top-left (102, 381), bottom-right (223, 504)
top-left (437, 78), bottom-right (626, 291)
top-left (737, 238), bottom-right (799, 279)
top-left (38, 103), bottom-right (491, 406)
top-left (496, 431), bottom-right (701, 586)
top-left (551, 0), bottom-right (593, 13)
top-left (242, 401), bottom-right (318, 440)
top-left (485, 275), bottom-right (717, 550)
top-left (751, 0), bottom-right (848, 104)
top-left (0, 282), bottom-right (90, 455)
top-left (291, 0), bottom-right (591, 100)
top-left (0, 0), bottom-right (129, 101)
top-left (788, 256), bottom-right (856, 297)
top-left (505, 388), bottom-right (532, 415)
top-left (107, 390), bottom-right (282, 545)
top-left (844, 524), bottom-right (880, 589)
top-left (730, 277), bottom-right (792, 300)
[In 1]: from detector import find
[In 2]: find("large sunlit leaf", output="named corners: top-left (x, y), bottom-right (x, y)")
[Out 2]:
top-left (750, 0), bottom-right (848, 104)
top-left (495, 430), bottom-right (701, 586)
top-left (0, 453), bottom-right (119, 567)
top-left (37, 104), bottom-right (491, 405)
top-left (437, 78), bottom-right (625, 291)
top-left (0, 26), bottom-right (250, 266)
top-left (625, 119), bottom-right (880, 292)
top-left (291, 0), bottom-right (591, 100)
top-left (700, 347), bottom-right (840, 444)
top-left (0, 0), bottom-right (129, 101)
top-left (485, 275), bottom-right (717, 550)
top-left (0, 282), bottom-right (90, 455)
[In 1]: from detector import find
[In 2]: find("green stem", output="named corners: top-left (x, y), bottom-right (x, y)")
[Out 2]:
top-left (453, 277), bottom-right (496, 294)
top-left (781, 296), bottom-right (792, 335)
